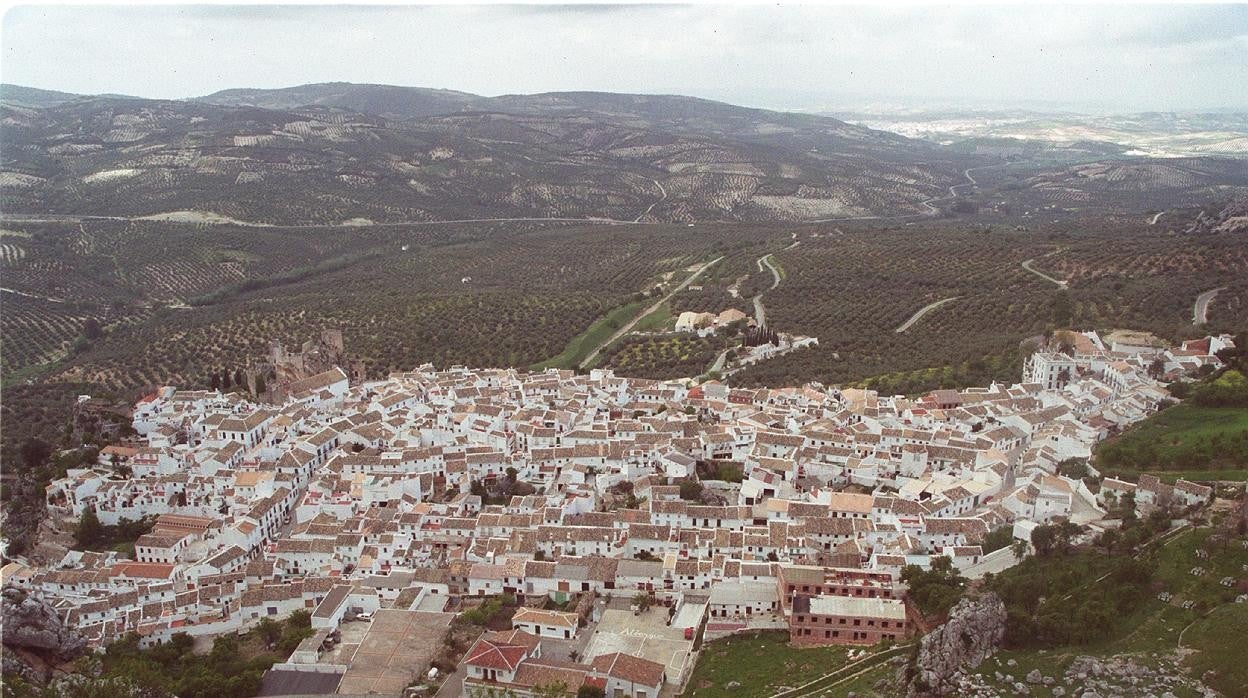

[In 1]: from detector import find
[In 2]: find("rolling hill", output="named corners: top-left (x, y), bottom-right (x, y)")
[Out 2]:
top-left (1, 83), bottom-right (969, 225)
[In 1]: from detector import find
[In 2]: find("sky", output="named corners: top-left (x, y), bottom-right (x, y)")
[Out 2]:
top-left (2, 3), bottom-right (1247, 113)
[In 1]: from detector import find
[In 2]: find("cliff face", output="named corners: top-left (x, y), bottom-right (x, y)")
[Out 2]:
top-left (1187, 194), bottom-right (1248, 234)
top-left (2, 585), bottom-right (86, 681)
top-left (907, 592), bottom-right (1007, 697)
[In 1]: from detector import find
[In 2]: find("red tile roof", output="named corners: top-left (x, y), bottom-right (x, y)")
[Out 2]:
top-left (464, 636), bottom-right (531, 671)
top-left (590, 652), bottom-right (665, 687)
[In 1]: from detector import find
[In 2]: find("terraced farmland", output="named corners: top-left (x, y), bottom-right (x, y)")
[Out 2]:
top-left (600, 332), bottom-right (730, 380)
top-left (733, 220), bottom-right (1248, 391)
top-left (24, 221), bottom-right (783, 391)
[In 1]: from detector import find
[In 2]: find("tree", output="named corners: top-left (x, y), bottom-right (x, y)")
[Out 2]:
top-left (220, 368), bottom-right (232, 390)
top-left (982, 526), bottom-right (1015, 554)
top-left (678, 479), bottom-right (703, 502)
top-left (1031, 521), bottom-right (1081, 557)
top-left (256, 617), bottom-right (284, 650)
top-left (577, 685), bottom-right (606, 698)
top-left (1056, 458), bottom-right (1089, 480)
top-left (532, 681), bottom-right (570, 698)
top-left (1095, 529), bottom-right (1120, 554)
top-left (254, 373), bottom-right (267, 395)
top-left (82, 317), bottom-right (104, 340)
top-left (1031, 524), bottom-right (1057, 557)
top-left (901, 557), bottom-right (965, 618)
top-left (76, 508), bottom-right (104, 548)
top-left (234, 369), bottom-right (245, 390)
top-left (633, 592), bottom-right (652, 612)
top-left (505, 467), bottom-right (518, 483)
top-left (20, 437), bottom-right (52, 468)
top-left (210, 372), bottom-right (221, 391)
top-left (1148, 357), bottom-right (1166, 380)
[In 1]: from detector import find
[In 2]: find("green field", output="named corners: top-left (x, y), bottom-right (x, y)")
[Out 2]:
top-left (530, 300), bottom-right (647, 370)
top-left (1181, 603), bottom-right (1248, 697)
top-left (631, 301), bottom-right (673, 333)
top-left (1095, 405), bottom-right (1248, 475)
top-left (682, 631), bottom-right (854, 698)
top-left (812, 662), bottom-right (898, 697)
top-left (968, 527), bottom-right (1248, 697)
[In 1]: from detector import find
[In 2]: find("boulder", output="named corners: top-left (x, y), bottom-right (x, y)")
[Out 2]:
top-left (1026, 669), bottom-right (1043, 684)
top-left (1, 586), bottom-right (86, 659)
top-left (906, 592), bottom-right (1007, 697)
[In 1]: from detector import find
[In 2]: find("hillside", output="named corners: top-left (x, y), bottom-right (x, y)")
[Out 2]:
top-left (5, 82), bottom-right (1245, 226)
top-left (0, 83), bottom-right (971, 225)
top-left (0, 84), bottom-right (84, 108)
top-left (197, 82), bottom-right (479, 118)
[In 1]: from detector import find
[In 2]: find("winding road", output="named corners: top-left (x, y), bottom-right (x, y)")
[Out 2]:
top-left (701, 244), bottom-right (795, 379)
top-left (752, 253), bottom-right (784, 327)
top-left (1193, 287), bottom-right (1225, 325)
top-left (1149, 210), bottom-right (1167, 226)
top-left (577, 256), bottom-right (723, 369)
top-left (1, 287), bottom-right (65, 304)
top-left (0, 213), bottom-right (644, 230)
top-left (808, 163), bottom-right (1000, 224)
top-left (633, 177), bottom-right (668, 223)
top-left (1020, 257), bottom-right (1067, 288)
top-left (895, 297), bottom-right (960, 333)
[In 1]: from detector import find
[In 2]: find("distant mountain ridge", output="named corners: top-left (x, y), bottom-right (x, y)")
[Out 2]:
top-left (0, 84), bottom-right (87, 108)
top-left (196, 82), bottom-right (481, 119)
top-left (192, 82), bottom-right (924, 153)
top-left (0, 81), bottom-right (967, 224)
top-left (3, 82), bottom-right (1242, 226)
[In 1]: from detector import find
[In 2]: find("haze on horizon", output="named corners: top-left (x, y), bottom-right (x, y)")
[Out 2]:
top-left (2, 3), bottom-right (1247, 114)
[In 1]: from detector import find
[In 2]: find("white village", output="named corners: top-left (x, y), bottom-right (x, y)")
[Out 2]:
top-left (3, 330), bottom-right (1238, 697)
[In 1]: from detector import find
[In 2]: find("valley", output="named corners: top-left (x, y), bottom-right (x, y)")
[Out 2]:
top-left (1, 79), bottom-right (1247, 698)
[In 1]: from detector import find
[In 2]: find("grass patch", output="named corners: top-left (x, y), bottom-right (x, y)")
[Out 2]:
top-left (632, 301), bottom-right (672, 333)
top-left (812, 661), bottom-right (896, 697)
top-left (681, 630), bottom-right (853, 698)
top-left (530, 300), bottom-right (647, 370)
top-left (1182, 603), bottom-right (1248, 697)
top-left (969, 527), bottom-right (1248, 696)
top-left (1096, 405), bottom-right (1248, 474)
top-left (767, 254), bottom-right (786, 281)
top-left (1138, 469), bottom-right (1248, 484)
top-left (1, 357), bottom-right (64, 388)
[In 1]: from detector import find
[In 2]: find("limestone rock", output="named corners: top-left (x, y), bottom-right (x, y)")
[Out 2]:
top-left (1, 586), bottom-right (86, 658)
top-left (906, 592), bottom-right (1007, 697)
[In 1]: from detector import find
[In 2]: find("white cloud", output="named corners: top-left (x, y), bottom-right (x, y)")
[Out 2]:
top-left (1, 4), bottom-right (1244, 111)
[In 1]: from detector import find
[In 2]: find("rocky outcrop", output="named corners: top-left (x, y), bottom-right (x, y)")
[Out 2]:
top-left (1187, 194), bottom-right (1248, 235)
top-left (1062, 655), bottom-right (1216, 698)
top-left (907, 592), bottom-right (1006, 697)
top-left (1, 586), bottom-right (86, 659)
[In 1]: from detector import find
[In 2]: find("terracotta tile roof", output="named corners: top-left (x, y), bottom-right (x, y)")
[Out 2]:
top-left (590, 652), bottom-right (665, 687)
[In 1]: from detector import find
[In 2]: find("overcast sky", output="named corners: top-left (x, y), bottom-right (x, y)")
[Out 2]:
top-left (2, 3), bottom-right (1246, 113)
